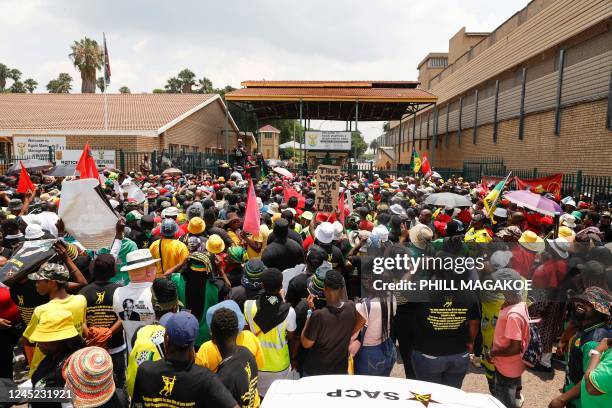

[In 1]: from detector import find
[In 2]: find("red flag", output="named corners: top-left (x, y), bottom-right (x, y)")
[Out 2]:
top-left (515, 174), bottom-right (563, 200)
top-left (75, 143), bottom-right (100, 180)
top-left (243, 179), bottom-right (261, 236)
top-left (17, 161), bottom-right (35, 194)
top-left (337, 192), bottom-right (346, 225)
top-left (420, 154), bottom-right (432, 178)
top-left (283, 182), bottom-right (305, 208)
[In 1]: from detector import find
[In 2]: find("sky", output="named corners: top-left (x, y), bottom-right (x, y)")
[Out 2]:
top-left (2, 0), bottom-right (529, 143)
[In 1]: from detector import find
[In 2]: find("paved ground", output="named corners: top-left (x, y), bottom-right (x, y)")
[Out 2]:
top-left (391, 361), bottom-right (565, 408)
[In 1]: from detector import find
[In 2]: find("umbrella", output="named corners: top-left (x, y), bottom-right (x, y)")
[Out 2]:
top-left (424, 192), bottom-right (472, 208)
top-left (162, 167), bottom-right (183, 176)
top-left (7, 159), bottom-right (53, 175)
top-left (504, 190), bottom-right (562, 216)
top-left (46, 164), bottom-right (78, 178)
top-left (273, 167), bottom-right (293, 178)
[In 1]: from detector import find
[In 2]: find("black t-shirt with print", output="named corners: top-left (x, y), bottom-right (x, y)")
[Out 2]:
top-left (10, 280), bottom-right (49, 326)
top-left (79, 281), bottom-right (125, 349)
top-left (261, 240), bottom-right (305, 272)
top-left (411, 287), bottom-right (481, 356)
top-left (217, 346), bottom-right (259, 408)
top-left (302, 301), bottom-right (357, 375)
top-left (132, 358), bottom-right (237, 408)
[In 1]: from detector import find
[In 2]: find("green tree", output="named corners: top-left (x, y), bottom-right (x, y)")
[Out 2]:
top-left (369, 139), bottom-right (379, 154)
top-left (350, 131), bottom-right (367, 159)
top-left (197, 77), bottom-right (213, 93)
top-left (23, 78), bottom-right (38, 93)
top-left (214, 85), bottom-right (236, 98)
top-left (164, 77), bottom-right (182, 93)
top-left (69, 37), bottom-right (104, 93)
top-left (118, 86), bottom-right (130, 94)
top-left (177, 69), bottom-right (196, 93)
top-left (383, 122), bottom-right (390, 131)
top-left (0, 64), bottom-right (21, 90)
top-left (96, 76), bottom-right (105, 92)
top-left (152, 88), bottom-right (166, 93)
top-left (9, 81), bottom-right (26, 93)
top-left (47, 73), bottom-right (73, 93)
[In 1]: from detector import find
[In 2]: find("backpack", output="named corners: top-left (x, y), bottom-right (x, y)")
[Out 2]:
top-left (512, 304), bottom-right (543, 368)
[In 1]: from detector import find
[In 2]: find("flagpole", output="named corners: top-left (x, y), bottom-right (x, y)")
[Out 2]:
top-left (103, 32), bottom-right (109, 131)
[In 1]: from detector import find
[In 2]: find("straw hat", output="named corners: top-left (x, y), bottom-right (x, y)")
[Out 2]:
top-left (518, 230), bottom-right (545, 253)
top-left (547, 238), bottom-right (570, 259)
top-left (558, 226), bottom-right (576, 241)
top-left (120, 249), bottom-right (160, 272)
top-left (62, 346), bottom-right (115, 408)
top-left (409, 224), bottom-right (434, 250)
top-left (29, 309), bottom-right (78, 343)
top-left (205, 234), bottom-right (225, 254)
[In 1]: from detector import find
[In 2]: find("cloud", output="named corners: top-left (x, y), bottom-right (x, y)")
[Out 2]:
top-left (2, 0), bottom-right (529, 140)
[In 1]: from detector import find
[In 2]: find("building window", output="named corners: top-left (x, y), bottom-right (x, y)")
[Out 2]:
top-left (428, 58), bottom-right (448, 68)
top-left (192, 146), bottom-right (199, 152)
top-left (265, 133), bottom-right (272, 139)
top-left (181, 145), bottom-right (189, 153)
top-left (169, 144), bottom-right (179, 155)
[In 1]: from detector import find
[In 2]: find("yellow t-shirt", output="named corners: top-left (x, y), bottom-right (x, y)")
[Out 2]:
top-left (149, 238), bottom-right (189, 276)
top-left (246, 233), bottom-right (264, 260)
top-left (195, 330), bottom-right (265, 373)
top-left (126, 324), bottom-right (166, 397)
top-left (23, 294), bottom-right (87, 376)
top-left (228, 230), bottom-right (241, 246)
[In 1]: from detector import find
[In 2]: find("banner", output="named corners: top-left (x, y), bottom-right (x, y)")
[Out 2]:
top-left (315, 165), bottom-right (340, 212)
top-left (13, 136), bottom-right (66, 159)
top-left (0, 239), bottom-right (57, 286)
top-left (515, 173), bottom-right (563, 199)
top-left (58, 179), bottom-right (118, 250)
top-left (55, 149), bottom-right (116, 168)
top-left (305, 131), bottom-right (351, 151)
top-left (481, 175), bottom-right (505, 189)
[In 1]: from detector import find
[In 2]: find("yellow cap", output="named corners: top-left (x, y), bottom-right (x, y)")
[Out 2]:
top-left (29, 309), bottom-right (78, 343)
top-left (206, 234), bottom-right (225, 254)
top-left (188, 217), bottom-right (206, 235)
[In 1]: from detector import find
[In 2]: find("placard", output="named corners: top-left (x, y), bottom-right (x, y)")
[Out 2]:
top-left (305, 131), bottom-right (351, 151)
top-left (315, 165), bottom-right (340, 212)
top-left (13, 136), bottom-right (66, 159)
top-left (55, 149), bottom-right (116, 168)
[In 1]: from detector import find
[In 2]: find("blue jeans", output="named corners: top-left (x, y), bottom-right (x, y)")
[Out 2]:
top-left (354, 340), bottom-right (396, 376)
top-left (411, 350), bottom-right (469, 388)
top-left (493, 371), bottom-right (521, 408)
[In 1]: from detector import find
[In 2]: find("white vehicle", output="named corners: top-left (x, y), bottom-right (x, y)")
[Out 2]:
top-left (261, 375), bottom-right (505, 408)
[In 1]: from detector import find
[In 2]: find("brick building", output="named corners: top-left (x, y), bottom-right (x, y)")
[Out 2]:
top-left (0, 93), bottom-right (245, 170)
top-left (258, 125), bottom-right (281, 159)
top-left (379, 0), bottom-right (612, 176)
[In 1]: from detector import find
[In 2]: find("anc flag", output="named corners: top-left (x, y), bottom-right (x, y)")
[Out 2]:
top-left (103, 33), bottom-right (111, 84)
top-left (410, 147), bottom-right (422, 173)
top-left (483, 172), bottom-right (512, 224)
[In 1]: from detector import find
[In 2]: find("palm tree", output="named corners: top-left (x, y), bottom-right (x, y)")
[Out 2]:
top-left (9, 81), bottom-right (26, 93)
top-left (118, 86), bottom-right (130, 94)
top-left (164, 77), bottom-right (182, 93)
top-left (23, 78), bottom-right (38, 93)
top-left (47, 73), bottom-right (73, 93)
top-left (69, 37), bottom-right (104, 93)
top-left (9, 69), bottom-right (21, 82)
top-left (369, 139), bottom-right (379, 154)
top-left (177, 69), bottom-right (196, 93)
top-left (197, 77), bottom-right (213, 93)
top-left (96, 77), bottom-right (105, 92)
top-left (0, 63), bottom-right (9, 90)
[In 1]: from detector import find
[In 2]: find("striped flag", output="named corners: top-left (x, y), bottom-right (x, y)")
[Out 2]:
top-left (103, 33), bottom-right (111, 84)
top-left (410, 146), bottom-right (421, 173)
top-left (483, 172), bottom-right (512, 224)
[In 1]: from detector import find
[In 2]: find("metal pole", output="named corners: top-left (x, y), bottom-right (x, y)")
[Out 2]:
top-left (354, 100), bottom-right (359, 167)
top-left (299, 99), bottom-right (304, 165)
top-left (225, 100), bottom-right (229, 163)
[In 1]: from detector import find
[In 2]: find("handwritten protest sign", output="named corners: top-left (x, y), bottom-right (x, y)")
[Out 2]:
top-left (315, 165), bottom-right (340, 212)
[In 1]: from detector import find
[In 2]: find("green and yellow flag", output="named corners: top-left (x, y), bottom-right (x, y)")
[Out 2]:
top-left (410, 147), bottom-right (422, 173)
top-left (483, 172), bottom-right (512, 224)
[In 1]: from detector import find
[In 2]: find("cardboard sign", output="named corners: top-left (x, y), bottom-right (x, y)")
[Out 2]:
top-left (315, 165), bottom-right (340, 212)
top-left (0, 239), bottom-right (57, 286)
top-left (58, 179), bottom-right (118, 250)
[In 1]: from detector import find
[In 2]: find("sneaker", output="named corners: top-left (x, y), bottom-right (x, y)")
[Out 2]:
top-left (515, 393), bottom-right (525, 408)
top-left (470, 354), bottom-right (482, 368)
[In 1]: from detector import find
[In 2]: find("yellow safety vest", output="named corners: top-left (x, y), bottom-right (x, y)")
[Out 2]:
top-left (245, 300), bottom-right (290, 373)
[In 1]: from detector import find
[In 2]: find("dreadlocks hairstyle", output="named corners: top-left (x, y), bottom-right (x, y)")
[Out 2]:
top-left (211, 307), bottom-right (239, 344)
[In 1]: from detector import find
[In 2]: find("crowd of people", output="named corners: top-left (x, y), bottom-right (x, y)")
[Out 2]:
top-left (0, 158), bottom-right (610, 408)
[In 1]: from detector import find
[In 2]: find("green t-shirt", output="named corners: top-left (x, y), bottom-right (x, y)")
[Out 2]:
top-left (97, 238), bottom-right (138, 285)
top-left (581, 349), bottom-right (612, 408)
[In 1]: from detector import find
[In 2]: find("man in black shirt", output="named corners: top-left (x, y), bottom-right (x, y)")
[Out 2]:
top-left (300, 269), bottom-right (362, 376)
top-left (127, 214), bottom-right (155, 249)
top-left (262, 219), bottom-right (304, 272)
top-left (79, 254), bottom-right (126, 388)
top-left (132, 311), bottom-right (238, 408)
top-left (267, 210), bottom-right (303, 247)
top-left (285, 245), bottom-right (327, 308)
top-left (212, 308), bottom-right (259, 408)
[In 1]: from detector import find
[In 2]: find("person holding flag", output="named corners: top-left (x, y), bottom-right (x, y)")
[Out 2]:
top-left (483, 172), bottom-right (512, 224)
top-left (409, 146), bottom-right (422, 174)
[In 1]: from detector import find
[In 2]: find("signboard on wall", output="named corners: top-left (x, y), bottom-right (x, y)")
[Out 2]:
top-left (55, 149), bottom-right (116, 168)
top-left (305, 131), bottom-right (351, 151)
top-left (13, 136), bottom-right (67, 158)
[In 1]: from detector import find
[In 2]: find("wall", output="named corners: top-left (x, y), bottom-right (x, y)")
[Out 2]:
top-left (448, 27), bottom-right (487, 65)
top-left (260, 132), bottom-right (279, 159)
